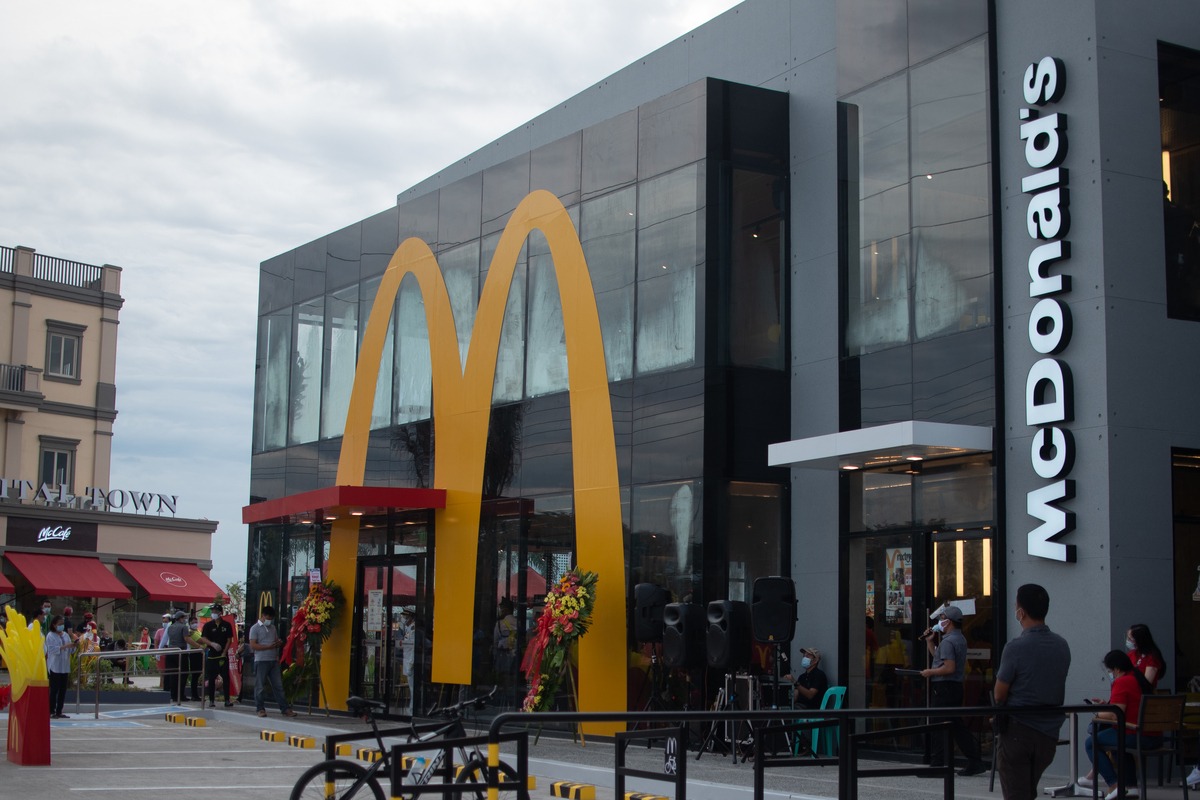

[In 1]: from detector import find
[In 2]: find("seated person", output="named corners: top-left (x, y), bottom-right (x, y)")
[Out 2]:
top-left (1081, 650), bottom-right (1157, 800)
top-left (784, 646), bottom-right (829, 711)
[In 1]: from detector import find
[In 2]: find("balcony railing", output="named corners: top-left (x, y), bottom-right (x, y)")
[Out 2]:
top-left (0, 364), bottom-right (26, 393)
top-left (32, 253), bottom-right (103, 289)
top-left (0, 246), bottom-right (106, 290)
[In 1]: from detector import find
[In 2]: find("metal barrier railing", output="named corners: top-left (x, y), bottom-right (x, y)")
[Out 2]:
top-left (486, 703), bottom-right (1123, 800)
top-left (616, 724), bottom-right (690, 800)
top-left (76, 646), bottom-right (188, 718)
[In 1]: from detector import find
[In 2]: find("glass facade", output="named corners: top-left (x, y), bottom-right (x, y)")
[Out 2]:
top-left (838, 0), bottom-right (998, 758)
top-left (249, 78), bottom-right (791, 713)
top-left (1161, 42), bottom-right (1200, 321)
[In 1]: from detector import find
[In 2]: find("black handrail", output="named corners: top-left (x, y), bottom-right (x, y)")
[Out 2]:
top-left (486, 703), bottom-right (1123, 800)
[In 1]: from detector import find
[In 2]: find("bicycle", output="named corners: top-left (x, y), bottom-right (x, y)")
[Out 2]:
top-left (289, 686), bottom-right (525, 800)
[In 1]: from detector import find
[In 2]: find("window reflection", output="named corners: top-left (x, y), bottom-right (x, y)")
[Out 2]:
top-left (1161, 42), bottom-right (1200, 321)
top-left (255, 310), bottom-right (291, 452)
top-left (630, 481), bottom-right (702, 602)
top-left (321, 284), bottom-right (358, 439)
top-left (844, 39), bottom-right (992, 356)
top-left (394, 275), bottom-right (431, 425)
top-left (290, 298), bottom-right (323, 445)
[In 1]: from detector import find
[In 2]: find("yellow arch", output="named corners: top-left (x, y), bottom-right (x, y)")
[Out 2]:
top-left (325, 190), bottom-right (627, 733)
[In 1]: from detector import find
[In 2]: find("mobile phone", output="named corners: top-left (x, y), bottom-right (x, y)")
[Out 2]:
top-left (1083, 698), bottom-right (1093, 704)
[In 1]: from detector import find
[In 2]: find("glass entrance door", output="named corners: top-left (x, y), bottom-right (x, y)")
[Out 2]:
top-left (848, 528), bottom-right (996, 754)
top-left (355, 555), bottom-right (427, 715)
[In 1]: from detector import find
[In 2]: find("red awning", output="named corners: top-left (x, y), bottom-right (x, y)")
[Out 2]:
top-left (118, 560), bottom-right (224, 604)
top-left (0, 565), bottom-right (14, 594)
top-left (242, 485), bottom-right (446, 525)
top-left (5, 552), bottom-right (131, 598)
top-left (361, 567), bottom-right (418, 601)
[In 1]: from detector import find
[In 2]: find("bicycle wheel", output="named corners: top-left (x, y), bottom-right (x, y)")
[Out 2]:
top-left (454, 758), bottom-right (522, 799)
top-left (290, 758), bottom-right (385, 800)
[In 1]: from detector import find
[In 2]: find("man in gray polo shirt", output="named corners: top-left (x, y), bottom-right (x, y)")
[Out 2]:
top-left (994, 583), bottom-right (1071, 799)
top-left (922, 604), bottom-right (985, 776)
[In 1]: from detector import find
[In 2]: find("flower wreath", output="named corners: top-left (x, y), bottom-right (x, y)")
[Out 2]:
top-left (520, 568), bottom-right (598, 713)
top-left (282, 579), bottom-right (343, 669)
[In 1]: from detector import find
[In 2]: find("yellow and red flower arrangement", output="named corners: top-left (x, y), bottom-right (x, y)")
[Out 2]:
top-left (520, 568), bottom-right (598, 713)
top-left (281, 579), bottom-right (343, 702)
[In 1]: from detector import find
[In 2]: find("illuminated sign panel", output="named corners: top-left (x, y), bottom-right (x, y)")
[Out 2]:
top-left (1020, 56), bottom-right (1077, 562)
top-left (324, 191), bottom-right (627, 733)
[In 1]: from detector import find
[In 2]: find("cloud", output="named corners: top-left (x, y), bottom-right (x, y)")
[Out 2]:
top-left (0, 0), bottom-right (740, 590)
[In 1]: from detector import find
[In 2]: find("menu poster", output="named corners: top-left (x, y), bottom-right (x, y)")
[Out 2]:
top-left (884, 547), bottom-right (912, 625)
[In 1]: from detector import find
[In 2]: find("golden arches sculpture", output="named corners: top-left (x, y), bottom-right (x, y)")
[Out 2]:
top-left (323, 190), bottom-right (627, 734)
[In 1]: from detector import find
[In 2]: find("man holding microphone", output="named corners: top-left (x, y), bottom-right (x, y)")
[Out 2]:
top-left (921, 605), bottom-right (986, 776)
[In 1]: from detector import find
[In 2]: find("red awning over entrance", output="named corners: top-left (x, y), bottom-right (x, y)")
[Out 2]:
top-left (241, 485), bottom-right (446, 525)
top-left (0, 566), bottom-right (14, 594)
top-left (5, 552), bottom-right (131, 598)
top-left (118, 560), bottom-right (224, 604)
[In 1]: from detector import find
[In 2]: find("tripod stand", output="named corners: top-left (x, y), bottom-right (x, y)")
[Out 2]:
top-left (756, 644), bottom-right (793, 757)
top-left (697, 673), bottom-right (757, 762)
top-left (631, 644), bottom-right (674, 738)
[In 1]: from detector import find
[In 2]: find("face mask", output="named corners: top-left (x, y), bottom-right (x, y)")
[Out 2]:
top-left (938, 619), bottom-right (951, 632)
top-left (800, 656), bottom-right (812, 669)
top-left (55, 625), bottom-right (65, 632)
top-left (1125, 638), bottom-right (1135, 651)
top-left (263, 619), bottom-right (273, 627)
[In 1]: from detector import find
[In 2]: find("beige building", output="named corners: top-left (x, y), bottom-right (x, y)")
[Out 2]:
top-left (0, 245), bottom-right (219, 632)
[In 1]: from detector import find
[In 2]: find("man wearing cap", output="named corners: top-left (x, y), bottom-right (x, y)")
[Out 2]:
top-left (787, 646), bottom-right (829, 711)
top-left (921, 604), bottom-right (985, 776)
top-left (200, 603), bottom-right (236, 708)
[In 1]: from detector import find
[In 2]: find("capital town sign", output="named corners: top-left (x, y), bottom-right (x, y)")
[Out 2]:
top-left (0, 479), bottom-right (178, 515)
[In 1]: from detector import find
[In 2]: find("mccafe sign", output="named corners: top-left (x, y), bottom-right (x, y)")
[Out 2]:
top-left (1020, 56), bottom-right (1077, 562)
top-left (0, 479), bottom-right (178, 516)
top-left (8, 516), bottom-right (98, 551)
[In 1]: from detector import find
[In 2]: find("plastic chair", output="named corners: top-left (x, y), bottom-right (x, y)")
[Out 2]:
top-left (811, 686), bottom-right (847, 756)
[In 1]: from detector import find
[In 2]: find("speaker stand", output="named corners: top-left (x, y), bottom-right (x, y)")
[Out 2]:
top-left (696, 672), bottom-right (737, 761)
top-left (631, 646), bottom-right (672, 740)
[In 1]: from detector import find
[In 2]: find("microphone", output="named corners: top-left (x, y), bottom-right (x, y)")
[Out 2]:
top-left (918, 627), bottom-right (937, 641)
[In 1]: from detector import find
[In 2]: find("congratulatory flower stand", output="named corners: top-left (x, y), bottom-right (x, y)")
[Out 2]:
top-left (520, 568), bottom-right (598, 743)
top-left (281, 579), bottom-right (344, 714)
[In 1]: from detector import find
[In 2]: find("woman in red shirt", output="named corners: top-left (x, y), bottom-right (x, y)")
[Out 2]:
top-left (1126, 623), bottom-right (1165, 689)
top-left (1083, 650), bottom-right (1155, 800)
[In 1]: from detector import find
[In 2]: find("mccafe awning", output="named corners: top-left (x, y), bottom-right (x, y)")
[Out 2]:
top-left (0, 568), bottom-right (14, 594)
top-left (5, 552), bottom-right (132, 599)
top-left (118, 559), bottom-right (224, 604)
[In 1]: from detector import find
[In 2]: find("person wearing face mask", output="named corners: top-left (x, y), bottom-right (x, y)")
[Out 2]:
top-left (29, 607), bottom-right (47, 635)
top-left (920, 605), bottom-right (985, 776)
top-left (39, 602), bottom-right (52, 635)
top-left (1079, 622), bottom-right (1167, 789)
top-left (785, 647), bottom-right (829, 712)
top-left (993, 583), bottom-right (1071, 800)
top-left (1082, 650), bottom-right (1155, 800)
top-left (44, 614), bottom-right (74, 718)
top-left (248, 606), bottom-right (296, 718)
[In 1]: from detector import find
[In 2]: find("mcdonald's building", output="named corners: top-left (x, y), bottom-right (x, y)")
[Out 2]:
top-left (244, 0), bottom-right (1200, 752)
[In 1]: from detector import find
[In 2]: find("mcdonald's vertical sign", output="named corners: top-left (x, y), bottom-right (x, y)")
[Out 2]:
top-left (323, 190), bottom-right (628, 734)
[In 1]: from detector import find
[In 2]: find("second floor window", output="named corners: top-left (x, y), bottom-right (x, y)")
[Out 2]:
top-left (39, 441), bottom-right (76, 489)
top-left (45, 321), bottom-right (85, 382)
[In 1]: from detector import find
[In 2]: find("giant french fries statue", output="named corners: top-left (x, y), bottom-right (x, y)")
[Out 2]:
top-left (0, 608), bottom-right (51, 765)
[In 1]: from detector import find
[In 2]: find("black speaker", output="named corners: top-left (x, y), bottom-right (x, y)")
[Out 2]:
top-left (633, 583), bottom-right (670, 642)
top-left (706, 600), bottom-right (752, 670)
top-left (662, 602), bottom-right (705, 668)
top-left (751, 576), bottom-right (797, 643)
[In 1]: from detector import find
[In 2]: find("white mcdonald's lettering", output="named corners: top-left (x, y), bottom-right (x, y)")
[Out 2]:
top-left (327, 190), bottom-right (627, 734)
top-left (36, 525), bottom-right (72, 543)
top-left (1020, 55), bottom-right (1076, 563)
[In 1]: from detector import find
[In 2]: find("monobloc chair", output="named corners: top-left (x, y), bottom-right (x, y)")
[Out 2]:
top-left (807, 686), bottom-right (846, 757)
top-left (1092, 693), bottom-right (1189, 800)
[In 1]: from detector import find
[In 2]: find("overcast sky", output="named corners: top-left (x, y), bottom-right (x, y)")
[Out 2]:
top-left (0, 1), bottom-right (742, 590)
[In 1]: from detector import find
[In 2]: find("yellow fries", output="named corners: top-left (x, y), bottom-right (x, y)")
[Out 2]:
top-left (0, 607), bottom-right (49, 702)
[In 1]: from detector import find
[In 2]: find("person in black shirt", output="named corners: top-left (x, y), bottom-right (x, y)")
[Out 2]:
top-left (200, 602), bottom-right (236, 708)
top-left (787, 646), bottom-right (829, 710)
